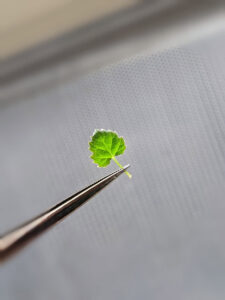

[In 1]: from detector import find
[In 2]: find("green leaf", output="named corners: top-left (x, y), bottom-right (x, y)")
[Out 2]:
top-left (89, 129), bottom-right (132, 178)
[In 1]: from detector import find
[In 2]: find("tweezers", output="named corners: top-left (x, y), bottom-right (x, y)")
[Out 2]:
top-left (0, 165), bottom-right (130, 263)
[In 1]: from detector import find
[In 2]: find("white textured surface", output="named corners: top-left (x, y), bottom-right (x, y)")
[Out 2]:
top-left (1, 31), bottom-right (225, 299)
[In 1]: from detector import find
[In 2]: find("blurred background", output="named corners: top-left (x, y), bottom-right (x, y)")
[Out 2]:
top-left (1, 0), bottom-right (225, 299)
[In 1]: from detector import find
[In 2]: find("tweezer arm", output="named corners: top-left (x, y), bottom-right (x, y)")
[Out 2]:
top-left (0, 165), bottom-right (129, 262)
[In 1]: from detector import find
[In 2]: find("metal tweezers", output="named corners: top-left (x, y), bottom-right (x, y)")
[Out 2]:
top-left (0, 165), bottom-right (130, 263)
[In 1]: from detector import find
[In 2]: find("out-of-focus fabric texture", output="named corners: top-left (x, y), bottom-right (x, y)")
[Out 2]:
top-left (1, 30), bottom-right (225, 300)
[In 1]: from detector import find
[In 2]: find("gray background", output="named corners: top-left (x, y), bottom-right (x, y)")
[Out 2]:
top-left (1, 30), bottom-right (225, 299)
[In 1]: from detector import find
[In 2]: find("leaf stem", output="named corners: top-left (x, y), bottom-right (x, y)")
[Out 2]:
top-left (112, 157), bottom-right (132, 179)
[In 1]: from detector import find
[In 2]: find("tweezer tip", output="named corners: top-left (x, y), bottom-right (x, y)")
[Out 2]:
top-left (112, 164), bottom-right (130, 178)
top-left (123, 164), bottom-right (130, 170)
top-left (101, 164), bottom-right (131, 183)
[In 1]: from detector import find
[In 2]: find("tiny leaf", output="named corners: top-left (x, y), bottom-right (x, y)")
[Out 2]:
top-left (89, 129), bottom-right (132, 178)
